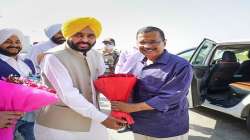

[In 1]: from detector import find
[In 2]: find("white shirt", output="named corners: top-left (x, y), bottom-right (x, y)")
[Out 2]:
top-left (40, 54), bottom-right (107, 123)
top-left (115, 48), bottom-right (144, 74)
top-left (27, 40), bottom-right (58, 72)
top-left (0, 54), bottom-right (31, 77)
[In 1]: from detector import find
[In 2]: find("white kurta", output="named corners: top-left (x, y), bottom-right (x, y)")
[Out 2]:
top-left (114, 47), bottom-right (142, 74)
top-left (115, 50), bottom-right (144, 75)
top-left (34, 54), bottom-right (109, 140)
top-left (27, 40), bottom-right (58, 72)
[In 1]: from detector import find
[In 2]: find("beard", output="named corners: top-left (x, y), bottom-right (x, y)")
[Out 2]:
top-left (0, 46), bottom-right (22, 57)
top-left (51, 36), bottom-right (66, 45)
top-left (67, 40), bottom-right (96, 55)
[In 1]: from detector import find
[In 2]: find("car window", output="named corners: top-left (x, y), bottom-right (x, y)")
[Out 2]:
top-left (211, 50), bottom-right (224, 64)
top-left (191, 40), bottom-right (215, 65)
top-left (211, 49), bottom-right (249, 64)
top-left (178, 49), bottom-right (195, 61)
top-left (236, 50), bottom-right (249, 63)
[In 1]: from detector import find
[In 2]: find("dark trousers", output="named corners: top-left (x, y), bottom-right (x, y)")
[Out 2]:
top-left (15, 120), bottom-right (35, 140)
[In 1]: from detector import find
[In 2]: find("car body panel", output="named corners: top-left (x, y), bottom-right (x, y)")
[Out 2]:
top-left (202, 94), bottom-right (250, 119)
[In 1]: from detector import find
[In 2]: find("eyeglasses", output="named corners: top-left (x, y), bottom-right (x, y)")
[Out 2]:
top-left (137, 40), bottom-right (162, 46)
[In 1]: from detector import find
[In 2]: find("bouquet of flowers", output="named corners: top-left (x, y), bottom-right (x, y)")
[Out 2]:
top-left (0, 75), bottom-right (58, 140)
top-left (94, 74), bottom-right (137, 125)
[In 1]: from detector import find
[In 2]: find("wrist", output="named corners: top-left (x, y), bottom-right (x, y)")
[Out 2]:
top-left (132, 103), bottom-right (143, 112)
top-left (135, 102), bottom-right (153, 112)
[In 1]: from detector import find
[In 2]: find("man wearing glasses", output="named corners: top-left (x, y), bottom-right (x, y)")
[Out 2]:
top-left (111, 26), bottom-right (193, 140)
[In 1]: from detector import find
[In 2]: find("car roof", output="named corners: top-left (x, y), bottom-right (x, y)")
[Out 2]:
top-left (177, 40), bottom-right (250, 55)
top-left (215, 41), bottom-right (250, 50)
top-left (218, 41), bottom-right (250, 46)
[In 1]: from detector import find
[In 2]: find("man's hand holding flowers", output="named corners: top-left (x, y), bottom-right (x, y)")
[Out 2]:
top-left (0, 111), bottom-right (23, 128)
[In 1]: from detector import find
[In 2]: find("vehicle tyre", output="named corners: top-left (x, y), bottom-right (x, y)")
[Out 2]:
top-left (247, 111), bottom-right (250, 132)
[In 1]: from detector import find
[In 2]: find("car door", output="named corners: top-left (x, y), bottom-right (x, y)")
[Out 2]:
top-left (188, 38), bottom-right (217, 107)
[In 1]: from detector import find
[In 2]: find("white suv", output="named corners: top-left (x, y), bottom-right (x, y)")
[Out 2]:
top-left (178, 38), bottom-right (250, 131)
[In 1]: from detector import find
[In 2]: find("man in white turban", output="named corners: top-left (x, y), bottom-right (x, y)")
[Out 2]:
top-left (0, 28), bottom-right (36, 140)
top-left (34, 17), bottom-right (126, 140)
top-left (27, 23), bottom-right (65, 73)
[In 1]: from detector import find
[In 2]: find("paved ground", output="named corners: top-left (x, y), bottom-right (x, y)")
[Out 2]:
top-left (188, 107), bottom-right (250, 140)
top-left (100, 97), bottom-right (250, 140)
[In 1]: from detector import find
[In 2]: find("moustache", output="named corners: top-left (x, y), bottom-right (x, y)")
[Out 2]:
top-left (7, 46), bottom-right (22, 50)
top-left (76, 42), bottom-right (91, 46)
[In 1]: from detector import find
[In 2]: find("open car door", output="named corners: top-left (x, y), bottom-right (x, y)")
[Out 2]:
top-left (188, 38), bottom-right (217, 107)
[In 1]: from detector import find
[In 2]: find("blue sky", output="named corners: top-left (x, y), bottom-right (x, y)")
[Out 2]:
top-left (1, 0), bottom-right (250, 53)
